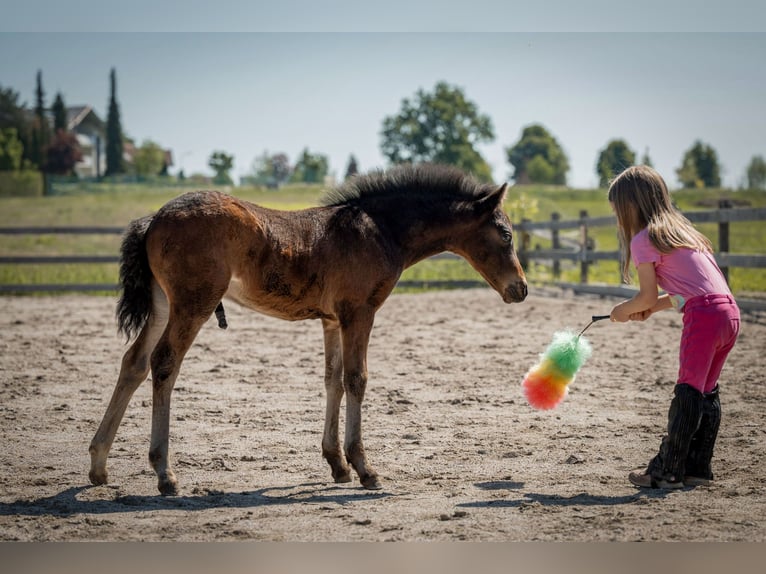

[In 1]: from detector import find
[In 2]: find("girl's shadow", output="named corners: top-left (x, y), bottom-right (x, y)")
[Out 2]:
top-left (458, 480), bottom-right (671, 508)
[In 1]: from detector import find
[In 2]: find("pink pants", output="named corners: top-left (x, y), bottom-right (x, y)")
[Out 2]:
top-left (678, 294), bottom-right (740, 394)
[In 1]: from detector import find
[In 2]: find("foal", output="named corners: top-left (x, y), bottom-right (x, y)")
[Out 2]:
top-left (89, 164), bottom-right (527, 495)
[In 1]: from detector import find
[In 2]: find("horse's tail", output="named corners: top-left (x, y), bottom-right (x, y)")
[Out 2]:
top-left (116, 215), bottom-right (155, 341)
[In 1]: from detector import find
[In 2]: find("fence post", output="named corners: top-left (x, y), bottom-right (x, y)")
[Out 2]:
top-left (718, 199), bottom-right (732, 284)
top-left (579, 210), bottom-right (589, 284)
top-left (551, 212), bottom-right (561, 279)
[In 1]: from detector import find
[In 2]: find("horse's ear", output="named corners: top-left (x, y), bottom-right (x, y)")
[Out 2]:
top-left (475, 182), bottom-right (508, 214)
top-left (495, 182), bottom-right (508, 205)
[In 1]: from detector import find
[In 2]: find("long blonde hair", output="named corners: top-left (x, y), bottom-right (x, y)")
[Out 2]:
top-left (608, 165), bottom-right (712, 282)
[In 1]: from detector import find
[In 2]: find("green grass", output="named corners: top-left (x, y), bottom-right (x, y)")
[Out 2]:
top-left (1, 183), bottom-right (765, 295)
top-left (0, 183), bottom-right (329, 291)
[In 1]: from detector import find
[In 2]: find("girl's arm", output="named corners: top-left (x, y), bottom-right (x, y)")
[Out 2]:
top-left (610, 262), bottom-right (659, 322)
top-left (629, 294), bottom-right (673, 321)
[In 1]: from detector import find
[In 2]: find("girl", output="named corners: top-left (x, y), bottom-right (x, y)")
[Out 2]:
top-left (608, 165), bottom-right (740, 489)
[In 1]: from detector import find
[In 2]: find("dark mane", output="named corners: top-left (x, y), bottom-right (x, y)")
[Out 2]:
top-left (319, 163), bottom-right (496, 208)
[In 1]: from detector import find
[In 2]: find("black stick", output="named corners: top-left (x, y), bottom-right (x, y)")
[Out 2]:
top-left (578, 314), bottom-right (610, 337)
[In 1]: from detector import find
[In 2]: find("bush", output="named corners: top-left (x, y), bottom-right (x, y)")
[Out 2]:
top-left (0, 170), bottom-right (44, 197)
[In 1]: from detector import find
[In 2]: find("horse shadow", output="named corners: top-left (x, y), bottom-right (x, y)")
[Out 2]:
top-left (0, 482), bottom-right (393, 518)
top-left (459, 479), bottom-right (671, 508)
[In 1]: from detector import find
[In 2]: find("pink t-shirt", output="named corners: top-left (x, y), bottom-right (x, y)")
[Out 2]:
top-left (630, 228), bottom-right (731, 302)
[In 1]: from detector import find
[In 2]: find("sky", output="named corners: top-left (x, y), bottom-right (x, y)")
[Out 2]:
top-left (1, 2), bottom-right (765, 189)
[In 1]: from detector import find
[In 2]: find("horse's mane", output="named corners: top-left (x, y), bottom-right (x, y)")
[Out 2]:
top-left (319, 163), bottom-right (496, 208)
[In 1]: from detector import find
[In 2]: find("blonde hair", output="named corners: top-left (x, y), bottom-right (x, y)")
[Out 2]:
top-left (608, 165), bottom-right (712, 282)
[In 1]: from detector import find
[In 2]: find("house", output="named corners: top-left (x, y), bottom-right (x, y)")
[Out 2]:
top-left (53, 105), bottom-right (173, 179)
top-left (66, 105), bottom-right (106, 179)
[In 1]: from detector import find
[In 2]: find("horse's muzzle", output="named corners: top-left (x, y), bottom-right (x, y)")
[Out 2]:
top-left (503, 280), bottom-right (528, 303)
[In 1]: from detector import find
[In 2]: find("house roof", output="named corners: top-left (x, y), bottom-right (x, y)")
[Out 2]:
top-left (66, 105), bottom-right (105, 132)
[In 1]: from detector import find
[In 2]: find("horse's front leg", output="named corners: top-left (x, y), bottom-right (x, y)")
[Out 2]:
top-left (321, 320), bottom-right (351, 483)
top-left (340, 308), bottom-right (381, 490)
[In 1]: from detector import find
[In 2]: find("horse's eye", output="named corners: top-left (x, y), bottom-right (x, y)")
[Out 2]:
top-left (501, 230), bottom-right (512, 244)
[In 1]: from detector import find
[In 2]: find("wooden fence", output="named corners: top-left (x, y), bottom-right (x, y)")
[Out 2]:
top-left (2, 202), bottom-right (766, 310)
top-left (514, 201), bottom-right (766, 311)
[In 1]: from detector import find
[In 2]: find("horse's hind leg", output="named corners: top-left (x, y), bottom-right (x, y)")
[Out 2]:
top-left (89, 285), bottom-right (169, 486)
top-left (148, 306), bottom-right (213, 495)
top-left (321, 320), bottom-right (352, 483)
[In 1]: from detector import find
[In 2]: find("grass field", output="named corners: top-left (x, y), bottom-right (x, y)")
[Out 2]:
top-left (1, 182), bottom-right (765, 296)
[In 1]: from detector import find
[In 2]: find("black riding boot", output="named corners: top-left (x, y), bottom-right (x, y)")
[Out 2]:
top-left (684, 386), bottom-right (721, 486)
top-left (629, 384), bottom-right (704, 489)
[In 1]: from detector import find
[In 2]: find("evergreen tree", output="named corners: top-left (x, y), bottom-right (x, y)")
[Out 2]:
top-left (640, 148), bottom-right (653, 168)
top-left (52, 92), bottom-right (68, 132)
top-left (344, 154), bottom-right (359, 180)
top-left (31, 70), bottom-right (51, 170)
top-left (105, 67), bottom-right (125, 176)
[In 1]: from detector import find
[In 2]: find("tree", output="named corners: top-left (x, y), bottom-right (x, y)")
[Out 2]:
top-left (526, 155), bottom-right (555, 184)
top-left (505, 124), bottom-right (569, 185)
top-left (133, 140), bottom-right (166, 177)
top-left (30, 70), bottom-right (51, 171)
top-left (0, 86), bottom-right (32, 169)
top-left (380, 81), bottom-right (494, 182)
top-left (0, 85), bottom-right (27, 128)
top-left (105, 68), bottom-right (125, 176)
top-left (52, 92), bottom-right (68, 132)
top-left (208, 150), bottom-right (234, 185)
top-left (290, 148), bottom-right (329, 184)
top-left (250, 151), bottom-right (291, 188)
top-left (676, 140), bottom-right (721, 188)
top-left (596, 139), bottom-right (636, 187)
top-left (0, 128), bottom-right (24, 171)
top-left (746, 155), bottom-right (766, 190)
top-left (344, 154), bottom-right (359, 180)
top-left (640, 148), bottom-right (654, 168)
top-left (44, 129), bottom-right (82, 175)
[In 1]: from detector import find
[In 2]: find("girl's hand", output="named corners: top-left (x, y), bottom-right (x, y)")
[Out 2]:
top-left (629, 310), bottom-right (652, 321)
top-left (610, 305), bottom-right (631, 323)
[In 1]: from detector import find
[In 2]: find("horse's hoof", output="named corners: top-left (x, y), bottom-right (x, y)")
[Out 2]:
top-left (334, 473), bottom-right (352, 484)
top-left (158, 480), bottom-right (179, 496)
top-left (89, 469), bottom-right (108, 486)
top-left (361, 474), bottom-right (382, 490)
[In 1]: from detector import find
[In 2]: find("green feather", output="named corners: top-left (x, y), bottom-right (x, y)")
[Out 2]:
top-left (543, 330), bottom-right (593, 378)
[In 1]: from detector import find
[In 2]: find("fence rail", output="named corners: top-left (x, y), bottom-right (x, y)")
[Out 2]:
top-left (2, 202), bottom-right (766, 311)
top-left (513, 201), bottom-right (766, 311)
top-left (516, 203), bottom-right (766, 279)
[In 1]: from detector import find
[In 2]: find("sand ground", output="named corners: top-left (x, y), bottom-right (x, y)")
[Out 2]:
top-left (0, 289), bottom-right (764, 541)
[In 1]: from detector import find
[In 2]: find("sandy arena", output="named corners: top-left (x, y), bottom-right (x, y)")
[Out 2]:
top-left (0, 289), bottom-right (764, 541)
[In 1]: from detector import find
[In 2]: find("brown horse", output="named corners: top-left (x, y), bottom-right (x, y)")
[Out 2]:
top-left (88, 163), bottom-right (528, 495)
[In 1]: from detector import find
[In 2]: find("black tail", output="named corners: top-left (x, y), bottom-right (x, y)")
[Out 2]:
top-left (116, 215), bottom-right (154, 340)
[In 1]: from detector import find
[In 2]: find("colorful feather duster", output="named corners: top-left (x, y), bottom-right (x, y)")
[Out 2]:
top-left (521, 315), bottom-right (608, 410)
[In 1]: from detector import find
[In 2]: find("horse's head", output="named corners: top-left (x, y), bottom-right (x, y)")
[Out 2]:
top-left (452, 183), bottom-right (528, 303)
